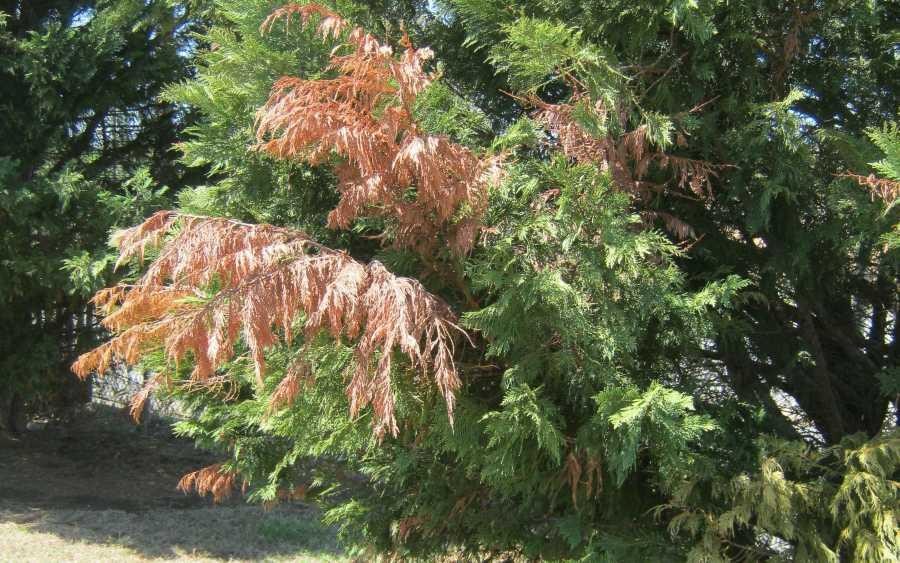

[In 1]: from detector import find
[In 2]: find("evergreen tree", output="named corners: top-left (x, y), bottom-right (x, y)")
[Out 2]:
top-left (76, 0), bottom-right (899, 560)
top-left (0, 0), bottom-right (208, 428)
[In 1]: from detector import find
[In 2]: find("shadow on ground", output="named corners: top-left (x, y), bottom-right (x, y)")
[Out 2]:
top-left (0, 406), bottom-right (345, 561)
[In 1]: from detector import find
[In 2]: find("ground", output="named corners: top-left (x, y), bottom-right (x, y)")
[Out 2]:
top-left (0, 406), bottom-right (348, 562)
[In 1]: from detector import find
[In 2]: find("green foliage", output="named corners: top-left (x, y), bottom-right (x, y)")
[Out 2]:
top-left (861, 122), bottom-right (900, 250)
top-left (92, 0), bottom-right (899, 560)
top-left (0, 0), bottom-right (207, 411)
top-left (664, 432), bottom-right (900, 563)
top-left (592, 382), bottom-right (716, 488)
top-left (413, 82), bottom-right (492, 147)
top-left (160, 0), bottom-right (343, 238)
top-left (867, 122), bottom-right (900, 184)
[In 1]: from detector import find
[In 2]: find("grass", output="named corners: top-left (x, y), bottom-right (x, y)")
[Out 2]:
top-left (0, 405), bottom-right (349, 562)
top-left (0, 504), bottom-right (348, 562)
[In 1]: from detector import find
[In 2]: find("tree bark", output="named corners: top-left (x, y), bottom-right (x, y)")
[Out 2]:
top-left (0, 391), bottom-right (27, 435)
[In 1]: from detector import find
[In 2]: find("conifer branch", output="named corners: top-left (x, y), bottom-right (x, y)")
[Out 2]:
top-left (255, 3), bottom-right (503, 256)
top-left (177, 463), bottom-right (238, 503)
top-left (840, 172), bottom-right (900, 206)
top-left (533, 96), bottom-right (718, 203)
top-left (73, 211), bottom-right (466, 439)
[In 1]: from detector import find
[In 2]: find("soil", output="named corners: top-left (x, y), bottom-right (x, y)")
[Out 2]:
top-left (0, 406), bottom-right (218, 514)
top-left (0, 406), bottom-right (346, 562)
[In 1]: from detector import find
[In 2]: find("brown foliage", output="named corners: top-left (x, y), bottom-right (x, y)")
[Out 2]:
top-left (841, 172), bottom-right (900, 206)
top-left (532, 93), bottom-right (718, 238)
top-left (73, 211), bottom-right (465, 438)
top-left (255, 4), bottom-right (502, 256)
top-left (178, 463), bottom-right (238, 503)
top-left (561, 450), bottom-right (603, 508)
top-left (129, 372), bottom-right (168, 423)
top-left (770, 7), bottom-right (819, 96)
top-left (536, 97), bottom-right (716, 199)
top-left (72, 5), bottom-right (494, 441)
top-left (395, 515), bottom-right (426, 543)
top-left (267, 360), bottom-right (314, 414)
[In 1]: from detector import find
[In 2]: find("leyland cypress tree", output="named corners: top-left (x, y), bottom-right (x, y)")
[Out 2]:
top-left (76, 0), bottom-right (898, 560)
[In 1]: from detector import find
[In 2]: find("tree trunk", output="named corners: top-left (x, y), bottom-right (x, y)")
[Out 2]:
top-left (0, 391), bottom-right (27, 435)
